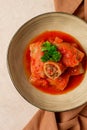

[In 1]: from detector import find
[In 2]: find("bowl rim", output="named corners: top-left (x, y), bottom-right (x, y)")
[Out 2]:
top-left (7, 12), bottom-right (87, 112)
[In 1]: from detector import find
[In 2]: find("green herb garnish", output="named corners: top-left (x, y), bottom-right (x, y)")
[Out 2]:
top-left (41, 41), bottom-right (62, 62)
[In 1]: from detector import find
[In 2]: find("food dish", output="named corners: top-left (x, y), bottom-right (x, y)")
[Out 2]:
top-left (7, 12), bottom-right (87, 111)
top-left (24, 31), bottom-right (86, 94)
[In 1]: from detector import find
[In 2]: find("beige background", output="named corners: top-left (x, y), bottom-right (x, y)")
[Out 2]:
top-left (0, 0), bottom-right (54, 130)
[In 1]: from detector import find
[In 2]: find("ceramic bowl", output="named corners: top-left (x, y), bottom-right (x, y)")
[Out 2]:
top-left (7, 12), bottom-right (87, 112)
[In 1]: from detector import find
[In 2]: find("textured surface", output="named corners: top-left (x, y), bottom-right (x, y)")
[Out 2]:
top-left (0, 0), bottom-right (54, 130)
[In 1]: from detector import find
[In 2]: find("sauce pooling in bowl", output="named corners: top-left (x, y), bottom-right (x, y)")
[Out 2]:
top-left (23, 31), bottom-right (87, 94)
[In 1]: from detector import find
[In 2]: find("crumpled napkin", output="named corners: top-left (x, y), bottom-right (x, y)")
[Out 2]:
top-left (54, 0), bottom-right (87, 21)
top-left (23, 0), bottom-right (87, 129)
top-left (23, 104), bottom-right (87, 130)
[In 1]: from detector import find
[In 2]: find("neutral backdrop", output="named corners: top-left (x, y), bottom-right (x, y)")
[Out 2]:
top-left (0, 0), bottom-right (54, 130)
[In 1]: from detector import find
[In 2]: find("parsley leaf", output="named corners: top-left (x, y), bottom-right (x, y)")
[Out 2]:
top-left (51, 51), bottom-right (62, 62)
top-left (41, 41), bottom-right (62, 62)
top-left (41, 41), bottom-right (51, 51)
top-left (41, 52), bottom-right (50, 62)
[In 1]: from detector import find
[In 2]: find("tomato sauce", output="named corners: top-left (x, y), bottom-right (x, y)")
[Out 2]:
top-left (23, 31), bottom-right (87, 94)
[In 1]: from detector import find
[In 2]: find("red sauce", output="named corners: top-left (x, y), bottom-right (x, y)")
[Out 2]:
top-left (23, 31), bottom-right (87, 94)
